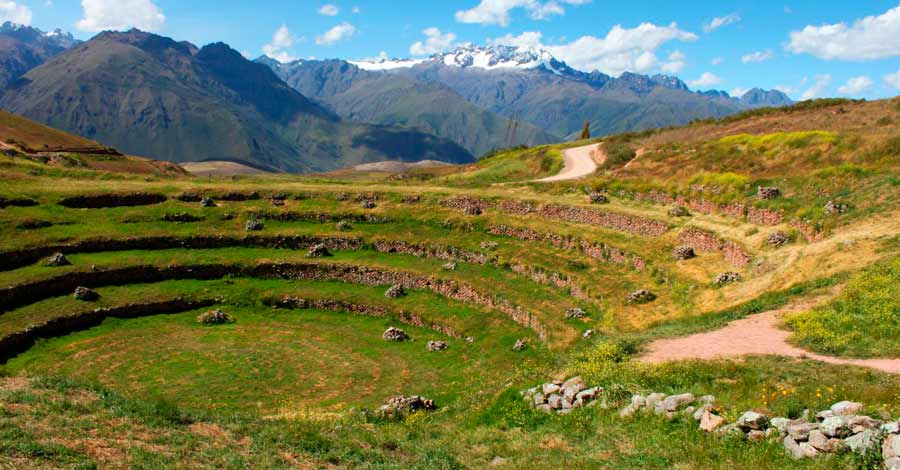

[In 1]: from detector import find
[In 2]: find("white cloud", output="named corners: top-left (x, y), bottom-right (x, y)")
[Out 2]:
top-left (711, 56), bottom-right (723, 65)
top-left (787, 5), bottom-right (900, 60)
top-left (730, 87), bottom-right (749, 98)
top-left (836, 75), bottom-right (872, 95)
top-left (77, 0), bottom-right (165, 32)
top-left (455, 0), bottom-right (590, 27)
top-left (263, 24), bottom-right (297, 63)
top-left (703, 13), bottom-right (740, 33)
top-left (775, 85), bottom-right (796, 95)
top-left (318, 4), bottom-right (338, 16)
top-left (352, 6), bottom-right (360, 13)
top-left (315, 22), bottom-right (356, 45)
top-left (801, 74), bottom-right (831, 100)
top-left (660, 50), bottom-right (686, 74)
top-left (741, 49), bottom-right (773, 64)
top-left (410, 27), bottom-right (457, 56)
top-left (885, 70), bottom-right (900, 89)
top-left (490, 22), bottom-right (696, 76)
top-left (688, 72), bottom-right (721, 88)
top-left (0, 1), bottom-right (32, 25)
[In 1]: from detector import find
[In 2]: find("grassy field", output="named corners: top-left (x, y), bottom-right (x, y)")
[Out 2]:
top-left (3, 99), bottom-right (900, 468)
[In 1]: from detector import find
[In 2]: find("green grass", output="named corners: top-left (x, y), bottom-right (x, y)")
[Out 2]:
top-left (785, 255), bottom-right (900, 358)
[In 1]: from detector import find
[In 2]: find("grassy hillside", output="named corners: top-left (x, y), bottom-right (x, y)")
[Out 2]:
top-left (2, 97), bottom-right (900, 469)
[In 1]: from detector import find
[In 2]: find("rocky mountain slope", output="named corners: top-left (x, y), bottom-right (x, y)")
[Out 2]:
top-left (351, 45), bottom-right (792, 139)
top-left (0, 30), bottom-right (473, 172)
top-left (261, 57), bottom-right (558, 157)
top-left (0, 22), bottom-right (78, 89)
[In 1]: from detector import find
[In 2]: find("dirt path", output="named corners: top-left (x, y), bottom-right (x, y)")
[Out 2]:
top-left (535, 143), bottom-right (602, 182)
top-left (639, 296), bottom-right (900, 374)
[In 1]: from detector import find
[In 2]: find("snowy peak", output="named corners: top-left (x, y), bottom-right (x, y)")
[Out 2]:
top-left (0, 22), bottom-right (78, 49)
top-left (352, 45), bottom-right (572, 74)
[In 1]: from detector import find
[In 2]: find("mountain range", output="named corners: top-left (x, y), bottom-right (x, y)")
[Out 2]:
top-left (0, 26), bottom-right (792, 172)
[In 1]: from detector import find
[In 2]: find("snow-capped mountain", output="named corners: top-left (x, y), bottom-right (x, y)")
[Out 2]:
top-left (0, 22), bottom-right (79, 89)
top-left (352, 45), bottom-right (573, 75)
top-left (0, 22), bottom-right (78, 49)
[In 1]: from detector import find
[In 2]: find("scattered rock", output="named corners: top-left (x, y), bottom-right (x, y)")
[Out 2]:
top-left (490, 457), bottom-right (508, 466)
top-left (672, 245), bottom-right (696, 260)
top-left (626, 289), bottom-right (656, 304)
top-left (361, 200), bottom-right (377, 209)
top-left (336, 220), bottom-right (353, 231)
top-left (700, 410), bottom-right (726, 432)
top-left (668, 206), bottom-right (691, 217)
top-left (271, 198), bottom-right (285, 207)
top-left (426, 340), bottom-right (448, 352)
top-left (513, 339), bottom-right (527, 351)
top-left (73, 286), bottom-right (99, 301)
top-left (306, 243), bottom-right (332, 258)
top-left (464, 206), bottom-right (482, 216)
top-left (714, 272), bottom-right (742, 286)
top-left (45, 252), bottom-right (70, 267)
top-left (382, 327), bottom-right (409, 342)
top-left (377, 395), bottom-right (436, 418)
top-left (442, 262), bottom-right (457, 271)
top-left (385, 284), bottom-right (407, 299)
top-left (245, 219), bottom-right (264, 231)
top-left (582, 329), bottom-right (596, 339)
top-left (197, 309), bottom-right (233, 325)
top-left (565, 308), bottom-right (587, 319)
top-left (200, 197), bottom-right (216, 208)
top-left (767, 231), bottom-right (789, 247)
top-left (825, 200), bottom-right (848, 215)
top-left (737, 411), bottom-right (769, 431)
top-left (757, 186), bottom-right (781, 200)
top-left (588, 192), bottom-right (609, 204)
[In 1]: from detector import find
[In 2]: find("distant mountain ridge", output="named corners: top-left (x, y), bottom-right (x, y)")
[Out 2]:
top-left (0, 29), bottom-right (473, 172)
top-left (0, 22), bottom-right (79, 88)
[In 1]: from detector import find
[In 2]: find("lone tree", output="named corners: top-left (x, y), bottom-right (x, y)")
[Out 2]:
top-left (580, 120), bottom-right (591, 140)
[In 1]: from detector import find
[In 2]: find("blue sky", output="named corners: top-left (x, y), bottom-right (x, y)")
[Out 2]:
top-left (7, 0), bottom-right (900, 99)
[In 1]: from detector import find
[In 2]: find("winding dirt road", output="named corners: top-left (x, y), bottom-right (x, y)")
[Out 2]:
top-left (640, 301), bottom-right (900, 374)
top-left (535, 143), bottom-right (603, 182)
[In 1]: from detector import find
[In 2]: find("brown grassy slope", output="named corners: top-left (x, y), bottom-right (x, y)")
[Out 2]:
top-left (0, 109), bottom-right (103, 150)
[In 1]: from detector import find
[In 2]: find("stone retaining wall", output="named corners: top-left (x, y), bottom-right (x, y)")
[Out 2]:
top-left (679, 228), bottom-right (752, 268)
top-left (488, 224), bottom-right (646, 271)
top-left (629, 190), bottom-right (786, 226)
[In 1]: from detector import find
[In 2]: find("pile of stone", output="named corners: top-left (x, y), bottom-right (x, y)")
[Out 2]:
top-left (522, 376), bottom-right (603, 415)
top-left (361, 200), bottom-right (377, 209)
top-left (382, 327), bottom-right (409, 341)
top-left (200, 197), bottom-right (216, 208)
top-left (513, 339), bottom-right (528, 351)
top-left (197, 309), bottom-right (233, 325)
top-left (757, 186), bottom-right (781, 200)
top-left (385, 284), bottom-right (406, 298)
top-left (825, 200), bottom-right (848, 215)
top-left (767, 231), bottom-right (790, 247)
top-left (565, 308), bottom-right (587, 319)
top-left (376, 395), bottom-right (436, 418)
top-left (73, 286), bottom-right (99, 301)
top-left (535, 204), bottom-right (669, 237)
top-left (480, 241), bottom-right (498, 250)
top-left (668, 206), bottom-right (691, 217)
top-left (245, 220), bottom-right (264, 231)
top-left (673, 245), bottom-right (696, 260)
top-left (45, 252), bottom-right (70, 267)
top-left (582, 329), bottom-right (596, 339)
top-left (464, 206), bottom-right (482, 216)
top-left (306, 243), bottom-right (332, 258)
top-left (588, 192), bottom-right (609, 204)
top-left (426, 340), bottom-right (448, 352)
top-left (714, 272), bottom-right (742, 286)
top-left (271, 198), bottom-right (285, 207)
top-left (626, 289), bottom-right (656, 304)
top-left (442, 262), bottom-right (457, 271)
top-left (336, 220), bottom-right (352, 231)
top-left (618, 392), bottom-right (713, 419)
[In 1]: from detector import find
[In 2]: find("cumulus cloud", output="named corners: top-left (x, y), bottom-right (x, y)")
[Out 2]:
top-left (410, 27), bottom-right (457, 56)
top-left (703, 13), bottom-right (740, 33)
top-left (836, 75), bottom-right (873, 95)
top-left (77, 0), bottom-right (165, 32)
top-left (741, 49), bottom-right (773, 64)
top-left (800, 74), bottom-right (831, 100)
top-left (315, 22), bottom-right (356, 45)
top-left (688, 72), bottom-right (721, 88)
top-left (455, 0), bottom-right (590, 27)
top-left (489, 22), bottom-right (696, 76)
top-left (787, 5), bottom-right (900, 60)
top-left (660, 50), bottom-right (686, 74)
top-left (318, 4), bottom-right (338, 16)
top-left (886, 70), bottom-right (900, 89)
top-left (0, 1), bottom-right (31, 25)
top-left (263, 24), bottom-right (298, 63)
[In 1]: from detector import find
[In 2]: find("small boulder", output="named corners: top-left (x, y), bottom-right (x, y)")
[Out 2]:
top-left (788, 422), bottom-right (817, 441)
top-left (672, 245), bottom-right (696, 260)
top-left (73, 286), bottom-right (99, 301)
top-left (426, 340), bottom-right (447, 352)
top-left (588, 192), bottom-right (609, 204)
top-left (845, 430), bottom-right (879, 455)
top-left (626, 289), bottom-right (656, 304)
top-left (784, 436), bottom-right (818, 459)
top-left (197, 309), bottom-right (232, 325)
top-left (830, 400), bottom-right (864, 416)
top-left (480, 241), bottom-right (498, 250)
top-left (821, 416), bottom-right (852, 438)
top-left (824, 200), bottom-right (848, 215)
top-left (360, 200), bottom-right (377, 210)
top-left (668, 206), bottom-right (691, 217)
top-left (767, 231), bottom-right (790, 247)
top-left (271, 198), bottom-right (285, 207)
top-left (245, 219), bottom-right (264, 231)
top-left (662, 393), bottom-right (695, 412)
top-left (489, 456), bottom-right (508, 467)
top-left (513, 339), bottom-right (527, 351)
top-left (45, 252), bottom-right (70, 267)
top-left (886, 458), bottom-right (900, 470)
top-left (377, 395), bottom-right (436, 417)
top-left (714, 272), bottom-right (742, 286)
top-left (885, 434), bottom-right (900, 460)
top-left (305, 243), bottom-right (332, 258)
top-left (200, 197), bottom-right (216, 207)
top-left (737, 411), bottom-right (769, 431)
top-left (384, 284), bottom-right (407, 299)
top-left (582, 329), bottom-right (596, 339)
top-left (335, 220), bottom-right (353, 231)
top-left (700, 411), bottom-right (726, 432)
top-left (464, 206), bottom-right (482, 216)
top-left (382, 327), bottom-right (409, 342)
top-left (565, 308), bottom-right (587, 319)
top-left (542, 383), bottom-right (561, 395)
top-left (757, 186), bottom-right (781, 200)
top-left (442, 262), bottom-right (457, 271)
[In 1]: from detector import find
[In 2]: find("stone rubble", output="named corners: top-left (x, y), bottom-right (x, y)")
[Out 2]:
top-left (244, 220), bottom-right (264, 231)
top-left (197, 309), bottom-right (232, 325)
top-left (382, 327), bottom-right (409, 342)
top-left (513, 339), bottom-right (528, 351)
top-left (522, 376), bottom-right (603, 415)
top-left (825, 200), bottom-right (848, 215)
top-left (335, 220), bottom-right (353, 231)
top-left (757, 186), bottom-right (781, 200)
top-left (668, 206), bottom-right (691, 217)
top-left (672, 245), bottom-right (696, 260)
top-left (305, 244), bottom-right (332, 258)
top-left (767, 231), bottom-right (790, 247)
top-left (714, 272), bottom-right (742, 286)
top-left (376, 395), bottom-right (436, 418)
top-left (45, 252), bottom-right (70, 267)
top-left (588, 192), bottom-right (609, 204)
top-left (73, 286), bottom-right (99, 301)
top-left (426, 340), bottom-right (448, 352)
top-left (200, 197), bottom-right (217, 208)
top-left (384, 284), bottom-right (407, 298)
top-left (626, 289), bottom-right (656, 304)
top-left (565, 308), bottom-right (587, 319)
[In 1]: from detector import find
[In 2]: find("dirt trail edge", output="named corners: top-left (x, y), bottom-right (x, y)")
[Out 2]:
top-left (639, 298), bottom-right (900, 374)
top-left (535, 143), bottom-right (602, 182)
